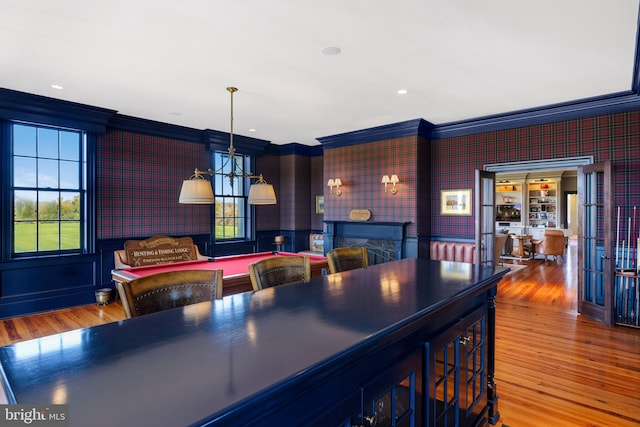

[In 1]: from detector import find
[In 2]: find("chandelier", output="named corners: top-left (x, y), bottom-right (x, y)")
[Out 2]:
top-left (179, 87), bottom-right (277, 205)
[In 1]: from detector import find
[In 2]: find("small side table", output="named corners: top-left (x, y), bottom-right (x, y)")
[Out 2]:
top-left (274, 236), bottom-right (285, 253)
top-left (510, 234), bottom-right (533, 259)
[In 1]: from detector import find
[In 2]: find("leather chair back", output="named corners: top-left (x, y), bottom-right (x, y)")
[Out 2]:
top-left (327, 247), bottom-right (369, 274)
top-left (533, 229), bottom-right (566, 259)
top-left (248, 256), bottom-right (311, 291)
top-left (494, 234), bottom-right (509, 266)
top-left (116, 269), bottom-right (223, 318)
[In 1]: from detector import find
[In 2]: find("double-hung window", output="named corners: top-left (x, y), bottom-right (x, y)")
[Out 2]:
top-left (11, 122), bottom-right (87, 255)
top-left (212, 150), bottom-right (249, 240)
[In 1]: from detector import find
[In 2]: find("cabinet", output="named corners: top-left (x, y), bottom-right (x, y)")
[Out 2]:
top-left (527, 181), bottom-right (558, 228)
top-left (305, 351), bottom-right (422, 427)
top-left (425, 306), bottom-right (488, 427)
top-left (361, 351), bottom-right (422, 427)
top-left (495, 183), bottom-right (523, 226)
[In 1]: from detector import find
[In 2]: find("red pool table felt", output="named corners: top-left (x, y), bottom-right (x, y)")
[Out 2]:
top-left (112, 251), bottom-right (328, 295)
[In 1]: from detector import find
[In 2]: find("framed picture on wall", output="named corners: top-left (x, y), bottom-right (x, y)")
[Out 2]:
top-left (315, 195), bottom-right (324, 214)
top-left (440, 189), bottom-right (472, 216)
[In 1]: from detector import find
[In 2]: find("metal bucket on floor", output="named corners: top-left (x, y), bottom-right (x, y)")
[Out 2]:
top-left (95, 288), bottom-right (112, 305)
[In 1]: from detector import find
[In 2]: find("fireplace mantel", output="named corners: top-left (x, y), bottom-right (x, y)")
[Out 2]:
top-left (324, 221), bottom-right (411, 262)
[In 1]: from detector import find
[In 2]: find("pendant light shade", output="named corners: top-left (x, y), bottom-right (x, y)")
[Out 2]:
top-left (247, 175), bottom-right (277, 205)
top-left (179, 177), bottom-right (214, 204)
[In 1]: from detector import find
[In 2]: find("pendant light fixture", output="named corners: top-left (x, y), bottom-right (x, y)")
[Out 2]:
top-left (179, 87), bottom-right (277, 205)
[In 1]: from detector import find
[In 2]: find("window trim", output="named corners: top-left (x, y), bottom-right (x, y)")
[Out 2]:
top-left (5, 120), bottom-right (96, 259)
top-left (212, 150), bottom-right (255, 242)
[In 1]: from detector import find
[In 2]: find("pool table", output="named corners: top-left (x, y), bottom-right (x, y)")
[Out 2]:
top-left (111, 251), bottom-right (328, 295)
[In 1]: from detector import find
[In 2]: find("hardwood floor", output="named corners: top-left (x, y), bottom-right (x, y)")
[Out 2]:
top-left (496, 242), bottom-right (640, 427)
top-left (1, 242), bottom-right (639, 426)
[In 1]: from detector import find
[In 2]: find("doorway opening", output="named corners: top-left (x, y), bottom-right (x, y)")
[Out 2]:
top-left (564, 191), bottom-right (578, 238)
top-left (485, 156), bottom-right (593, 316)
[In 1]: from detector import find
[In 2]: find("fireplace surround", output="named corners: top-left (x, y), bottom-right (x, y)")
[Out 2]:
top-left (324, 221), bottom-right (411, 264)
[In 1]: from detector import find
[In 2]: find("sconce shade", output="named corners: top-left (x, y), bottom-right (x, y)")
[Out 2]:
top-left (248, 182), bottom-right (277, 205)
top-left (327, 177), bottom-right (343, 196)
top-left (382, 174), bottom-right (399, 194)
top-left (179, 179), bottom-right (214, 204)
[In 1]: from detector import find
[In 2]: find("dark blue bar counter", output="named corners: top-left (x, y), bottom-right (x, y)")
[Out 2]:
top-left (0, 258), bottom-right (507, 426)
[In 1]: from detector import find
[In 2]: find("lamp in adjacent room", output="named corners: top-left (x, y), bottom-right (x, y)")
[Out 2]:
top-left (327, 178), bottom-right (342, 196)
top-left (179, 87), bottom-right (277, 205)
top-left (382, 174), bottom-right (399, 194)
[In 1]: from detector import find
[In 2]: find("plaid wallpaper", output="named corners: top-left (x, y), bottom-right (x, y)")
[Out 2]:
top-left (96, 129), bottom-right (211, 239)
top-left (310, 156), bottom-right (324, 231)
top-left (96, 109), bottom-right (640, 243)
top-left (278, 154), bottom-right (311, 230)
top-left (254, 153), bottom-right (324, 232)
top-left (254, 153), bottom-right (281, 231)
top-left (432, 109), bottom-right (640, 238)
top-left (323, 136), bottom-right (421, 238)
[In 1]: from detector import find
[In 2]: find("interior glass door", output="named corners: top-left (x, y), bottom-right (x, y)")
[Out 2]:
top-left (476, 170), bottom-right (496, 266)
top-left (578, 161), bottom-right (613, 325)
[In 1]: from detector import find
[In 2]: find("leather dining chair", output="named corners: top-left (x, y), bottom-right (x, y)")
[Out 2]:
top-left (248, 256), bottom-right (311, 291)
top-left (326, 247), bottom-right (369, 274)
top-left (494, 234), bottom-right (509, 266)
top-left (116, 269), bottom-right (223, 318)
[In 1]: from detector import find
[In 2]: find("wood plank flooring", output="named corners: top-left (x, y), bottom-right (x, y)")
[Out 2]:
top-left (496, 243), bottom-right (640, 427)
top-left (1, 242), bottom-right (639, 426)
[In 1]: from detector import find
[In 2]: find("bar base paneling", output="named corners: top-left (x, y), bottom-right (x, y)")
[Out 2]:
top-left (0, 255), bottom-right (100, 319)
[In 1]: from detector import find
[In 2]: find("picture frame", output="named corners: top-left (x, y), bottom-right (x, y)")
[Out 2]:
top-left (315, 195), bottom-right (324, 214)
top-left (440, 189), bottom-right (472, 216)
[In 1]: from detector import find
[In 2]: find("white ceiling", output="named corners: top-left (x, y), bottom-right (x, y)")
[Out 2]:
top-left (1, 1), bottom-right (638, 146)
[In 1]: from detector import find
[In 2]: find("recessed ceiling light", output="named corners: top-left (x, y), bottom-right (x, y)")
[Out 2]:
top-left (321, 46), bottom-right (341, 56)
top-left (249, 128), bottom-right (256, 132)
top-left (50, 84), bottom-right (64, 90)
top-left (397, 89), bottom-right (408, 95)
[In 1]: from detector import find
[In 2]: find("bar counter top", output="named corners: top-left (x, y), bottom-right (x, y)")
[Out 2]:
top-left (0, 258), bottom-right (507, 426)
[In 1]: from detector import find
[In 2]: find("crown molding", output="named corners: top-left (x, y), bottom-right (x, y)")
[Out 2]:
top-left (0, 88), bottom-right (116, 133)
top-left (318, 118), bottom-right (434, 149)
top-left (266, 143), bottom-right (323, 156)
top-left (432, 91), bottom-right (640, 139)
top-left (109, 114), bottom-right (204, 143)
top-left (203, 129), bottom-right (271, 155)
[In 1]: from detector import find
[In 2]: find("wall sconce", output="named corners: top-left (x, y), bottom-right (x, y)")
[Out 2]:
top-left (381, 174), bottom-right (399, 195)
top-left (327, 178), bottom-right (342, 196)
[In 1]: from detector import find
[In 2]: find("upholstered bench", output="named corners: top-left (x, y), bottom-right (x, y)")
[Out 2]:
top-left (429, 240), bottom-right (476, 263)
